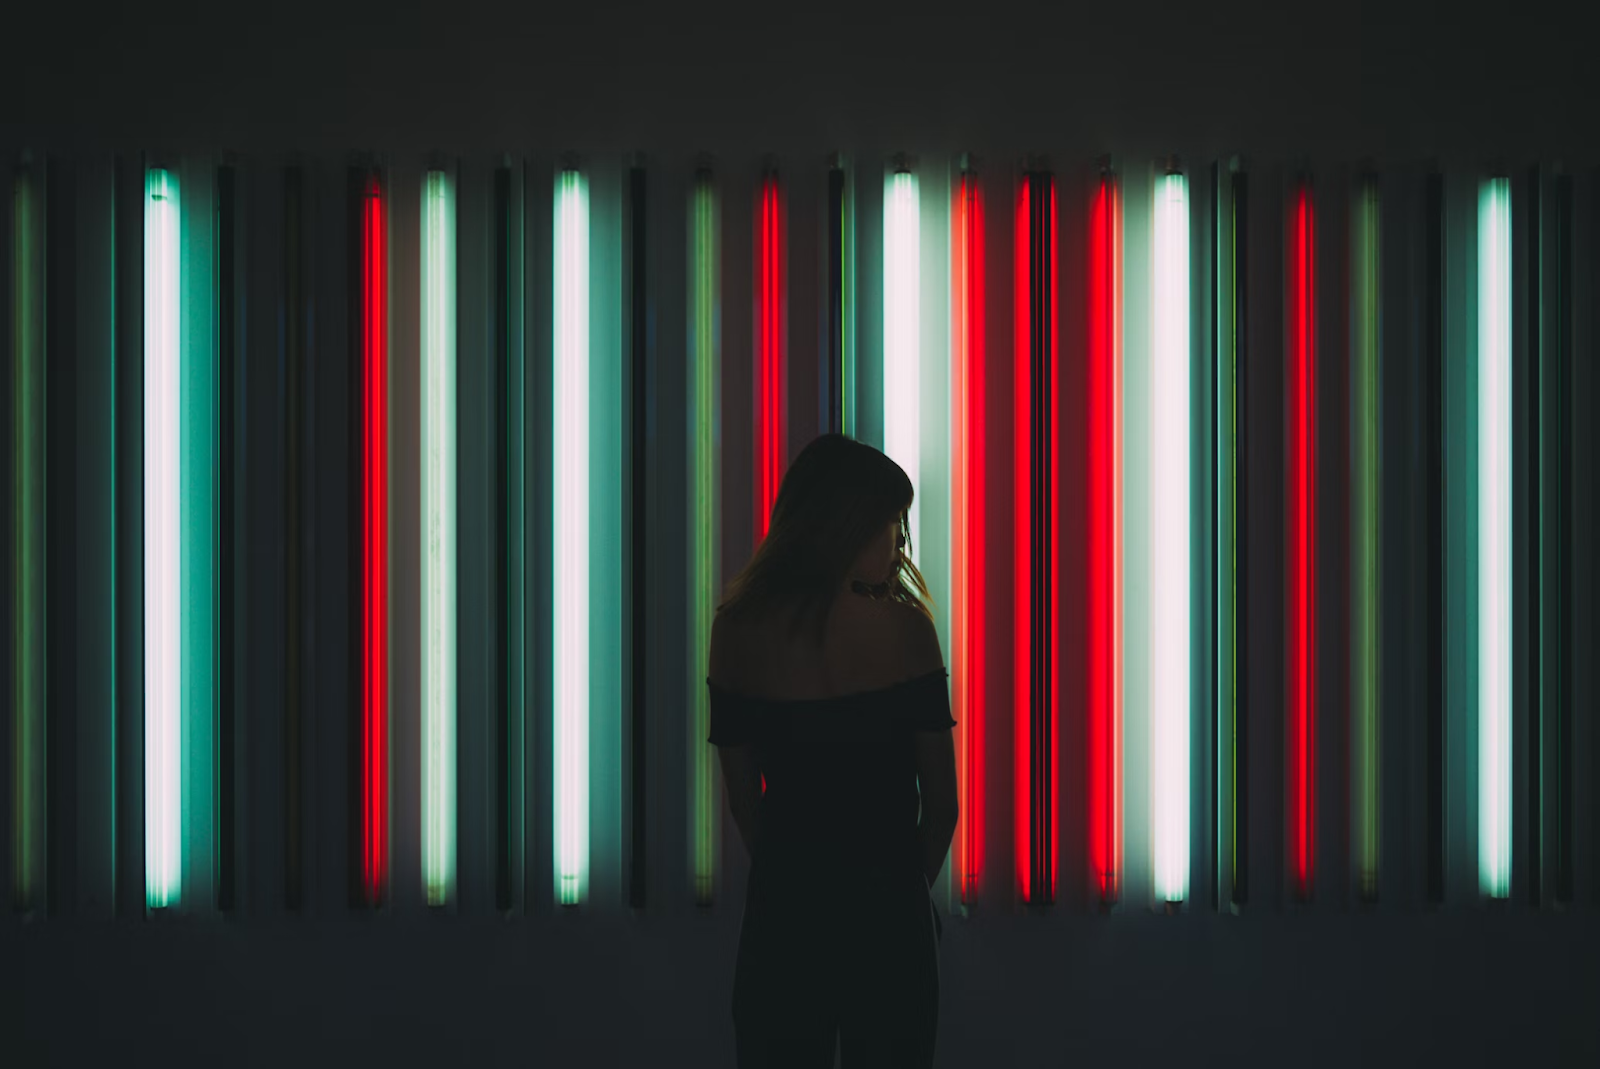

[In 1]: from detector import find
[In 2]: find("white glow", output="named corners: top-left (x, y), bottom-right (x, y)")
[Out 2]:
top-left (884, 169), bottom-right (920, 548)
top-left (1477, 177), bottom-right (1511, 899)
top-left (1151, 171), bottom-right (1190, 904)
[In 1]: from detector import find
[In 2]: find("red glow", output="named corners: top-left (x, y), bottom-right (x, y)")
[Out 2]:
top-left (362, 176), bottom-right (389, 904)
top-left (1087, 175), bottom-right (1123, 906)
top-left (1015, 173), bottom-right (1060, 904)
top-left (953, 172), bottom-right (986, 905)
top-left (754, 176), bottom-right (785, 544)
top-left (1288, 187), bottom-right (1315, 899)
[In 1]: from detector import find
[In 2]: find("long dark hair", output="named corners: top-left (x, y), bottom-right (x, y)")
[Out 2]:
top-left (718, 434), bottom-right (934, 643)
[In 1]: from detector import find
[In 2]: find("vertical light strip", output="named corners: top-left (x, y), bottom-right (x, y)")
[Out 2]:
top-left (144, 166), bottom-right (182, 909)
top-left (952, 162), bottom-right (985, 906)
top-left (825, 158), bottom-right (857, 437)
top-left (359, 171), bottom-right (390, 906)
top-left (1230, 165), bottom-right (1249, 906)
top-left (754, 171), bottom-right (785, 545)
top-left (1477, 175), bottom-right (1511, 900)
top-left (1287, 181), bottom-right (1316, 902)
top-left (1352, 177), bottom-right (1381, 900)
top-left (884, 166), bottom-right (920, 576)
top-left (1151, 168), bottom-right (1190, 905)
top-left (554, 167), bottom-right (590, 906)
top-left (689, 170), bottom-right (720, 906)
top-left (12, 162), bottom-right (44, 911)
top-left (1088, 167), bottom-right (1124, 906)
top-left (421, 168), bottom-right (457, 907)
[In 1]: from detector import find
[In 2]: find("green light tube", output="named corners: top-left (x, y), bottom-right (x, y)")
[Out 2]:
top-left (883, 167), bottom-right (920, 549)
top-left (144, 167), bottom-right (182, 909)
top-left (689, 171), bottom-right (720, 905)
top-left (421, 168), bottom-right (457, 907)
top-left (12, 163), bottom-right (44, 911)
top-left (1151, 170), bottom-right (1190, 905)
top-left (554, 168), bottom-right (590, 906)
top-left (1477, 176), bottom-right (1511, 899)
top-left (1352, 179), bottom-right (1381, 899)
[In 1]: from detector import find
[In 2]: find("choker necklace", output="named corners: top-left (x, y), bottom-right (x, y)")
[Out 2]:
top-left (849, 578), bottom-right (890, 598)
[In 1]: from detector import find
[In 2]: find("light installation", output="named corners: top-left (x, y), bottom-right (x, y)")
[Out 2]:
top-left (1087, 164), bottom-right (1123, 907)
top-left (754, 169), bottom-right (785, 544)
top-left (12, 160), bottom-right (44, 911)
top-left (145, 165), bottom-right (182, 909)
top-left (1016, 164), bottom-right (1058, 905)
top-left (1478, 175), bottom-right (1511, 900)
top-left (357, 168), bottom-right (390, 907)
top-left (952, 159), bottom-right (985, 906)
top-left (825, 155), bottom-right (857, 436)
top-left (1287, 179), bottom-right (1316, 902)
top-left (1352, 176), bottom-right (1380, 900)
top-left (218, 161), bottom-right (240, 911)
top-left (422, 167), bottom-right (457, 907)
top-left (884, 163), bottom-right (920, 574)
top-left (554, 166), bottom-right (590, 907)
top-left (1151, 166), bottom-right (1190, 906)
top-left (689, 168), bottom-right (720, 906)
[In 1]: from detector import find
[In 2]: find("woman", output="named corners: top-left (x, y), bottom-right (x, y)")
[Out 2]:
top-left (707, 434), bottom-right (958, 1068)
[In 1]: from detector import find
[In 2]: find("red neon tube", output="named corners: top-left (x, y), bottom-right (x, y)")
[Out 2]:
top-left (1087, 171), bottom-right (1123, 906)
top-left (1287, 184), bottom-right (1315, 900)
top-left (754, 173), bottom-right (785, 544)
top-left (362, 175), bottom-right (389, 904)
top-left (1015, 170), bottom-right (1059, 904)
top-left (953, 168), bottom-right (986, 905)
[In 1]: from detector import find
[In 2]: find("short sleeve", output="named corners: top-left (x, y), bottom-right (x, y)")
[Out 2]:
top-left (707, 678), bottom-right (757, 746)
top-left (898, 670), bottom-right (956, 732)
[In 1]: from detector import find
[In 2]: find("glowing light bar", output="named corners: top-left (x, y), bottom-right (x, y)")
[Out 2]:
top-left (12, 161), bottom-right (44, 911)
top-left (1287, 181), bottom-right (1316, 902)
top-left (689, 169), bottom-right (720, 906)
top-left (554, 167), bottom-right (590, 906)
top-left (358, 170), bottom-right (390, 906)
top-left (421, 168), bottom-right (457, 907)
top-left (754, 171), bottom-right (785, 544)
top-left (145, 166), bottom-right (182, 909)
top-left (1352, 177), bottom-right (1381, 900)
top-left (825, 157), bottom-right (857, 436)
top-left (1016, 165), bottom-right (1059, 905)
top-left (1087, 166), bottom-right (1123, 907)
top-left (952, 161), bottom-right (985, 906)
top-left (1478, 176), bottom-right (1511, 900)
top-left (885, 164), bottom-right (920, 567)
top-left (1151, 168), bottom-right (1190, 905)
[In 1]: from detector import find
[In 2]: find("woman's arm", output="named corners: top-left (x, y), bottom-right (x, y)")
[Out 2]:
top-left (913, 729), bottom-right (958, 886)
top-left (717, 746), bottom-right (764, 857)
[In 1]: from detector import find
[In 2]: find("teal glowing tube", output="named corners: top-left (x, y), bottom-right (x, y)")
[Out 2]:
top-left (1352, 178), bottom-right (1381, 899)
top-left (554, 168), bottom-right (590, 906)
top-left (421, 168), bottom-right (457, 907)
top-left (145, 167), bottom-right (182, 909)
top-left (689, 170), bottom-right (720, 906)
top-left (1477, 176), bottom-right (1511, 900)
top-left (1151, 169), bottom-right (1190, 905)
top-left (11, 162), bottom-right (44, 911)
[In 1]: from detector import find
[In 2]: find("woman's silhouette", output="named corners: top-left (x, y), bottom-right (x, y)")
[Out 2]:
top-left (707, 434), bottom-right (958, 1068)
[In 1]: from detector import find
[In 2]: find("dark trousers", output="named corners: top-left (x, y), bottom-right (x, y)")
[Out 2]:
top-left (732, 860), bottom-right (941, 1068)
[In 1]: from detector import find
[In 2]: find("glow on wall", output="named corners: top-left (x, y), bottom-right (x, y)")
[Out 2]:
top-left (952, 162), bottom-right (985, 907)
top-left (12, 161), bottom-right (44, 911)
top-left (421, 168), bottom-right (457, 906)
top-left (1087, 167), bottom-right (1123, 906)
top-left (1015, 166), bottom-right (1059, 904)
top-left (554, 167), bottom-right (590, 906)
top-left (1478, 175), bottom-right (1511, 900)
top-left (1151, 167), bottom-right (1190, 905)
top-left (1287, 182), bottom-right (1316, 901)
top-left (145, 166), bottom-right (182, 909)
top-left (884, 165), bottom-right (920, 571)
top-left (1352, 177), bottom-right (1381, 900)
top-left (754, 171), bottom-right (785, 544)
top-left (359, 171), bottom-right (390, 906)
top-left (689, 168), bottom-right (721, 906)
